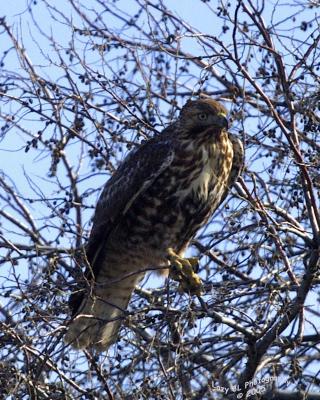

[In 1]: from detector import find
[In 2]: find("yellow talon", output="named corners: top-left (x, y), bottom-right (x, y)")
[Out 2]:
top-left (167, 248), bottom-right (203, 295)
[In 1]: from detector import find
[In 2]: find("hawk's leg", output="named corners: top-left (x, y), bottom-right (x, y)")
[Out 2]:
top-left (167, 248), bottom-right (203, 295)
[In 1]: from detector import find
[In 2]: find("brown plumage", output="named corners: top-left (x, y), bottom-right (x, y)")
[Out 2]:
top-left (64, 98), bottom-right (244, 351)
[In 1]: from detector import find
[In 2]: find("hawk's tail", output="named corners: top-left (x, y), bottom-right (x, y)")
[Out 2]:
top-left (64, 275), bottom-right (141, 351)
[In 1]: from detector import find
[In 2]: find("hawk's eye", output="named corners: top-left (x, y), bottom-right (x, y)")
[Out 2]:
top-left (198, 113), bottom-right (208, 121)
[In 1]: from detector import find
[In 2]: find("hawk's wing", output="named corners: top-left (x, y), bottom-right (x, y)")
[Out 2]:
top-left (69, 138), bottom-right (174, 314)
top-left (87, 139), bottom-right (174, 266)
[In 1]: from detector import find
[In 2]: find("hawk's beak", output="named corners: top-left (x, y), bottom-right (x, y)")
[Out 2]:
top-left (216, 113), bottom-right (229, 130)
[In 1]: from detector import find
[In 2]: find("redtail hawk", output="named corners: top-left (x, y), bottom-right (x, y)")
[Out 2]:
top-left (65, 98), bottom-right (244, 350)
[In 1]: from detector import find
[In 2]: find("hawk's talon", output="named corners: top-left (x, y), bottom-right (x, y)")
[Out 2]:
top-left (167, 248), bottom-right (203, 295)
top-left (188, 257), bottom-right (200, 273)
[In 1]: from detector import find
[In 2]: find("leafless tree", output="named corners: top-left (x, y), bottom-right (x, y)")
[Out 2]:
top-left (1, 1), bottom-right (320, 399)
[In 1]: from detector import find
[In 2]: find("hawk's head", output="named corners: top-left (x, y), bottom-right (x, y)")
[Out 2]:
top-left (179, 98), bottom-right (229, 138)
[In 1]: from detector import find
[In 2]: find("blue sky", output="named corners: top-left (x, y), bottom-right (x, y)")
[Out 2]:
top-left (1, 0), bottom-right (320, 391)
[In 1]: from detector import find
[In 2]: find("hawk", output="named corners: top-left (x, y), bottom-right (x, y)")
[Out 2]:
top-left (65, 98), bottom-right (244, 351)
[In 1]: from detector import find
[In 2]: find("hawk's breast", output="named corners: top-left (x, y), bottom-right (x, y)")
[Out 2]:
top-left (180, 147), bottom-right (212, 201)
top-left (174, 134), bottom-right (233, 207)
top-left (120, 131), bottom-right (234, 255)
